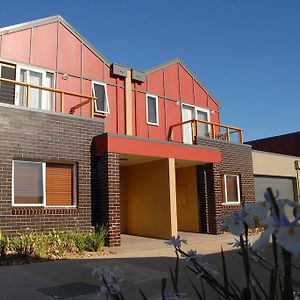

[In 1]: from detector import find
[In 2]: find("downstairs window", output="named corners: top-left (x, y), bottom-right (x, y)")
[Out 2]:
top-left (13, 161), bottom-right (75, 207)
top-left (222, 174), bottom-right (241, 204)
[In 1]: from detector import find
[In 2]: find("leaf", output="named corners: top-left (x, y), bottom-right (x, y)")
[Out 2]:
top-left (139, 289), bottom-right (149, 300)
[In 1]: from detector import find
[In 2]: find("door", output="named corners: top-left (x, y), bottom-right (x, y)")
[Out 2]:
top-left (254, 176), bottom-right (296, 219)
top-left (197, 110), bottom-right (209, 137)
top-left (182, 105), bottom-right (194, 144)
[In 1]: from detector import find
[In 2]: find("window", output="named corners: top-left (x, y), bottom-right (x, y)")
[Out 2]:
top-left (222, 174), bottom-right (241, 204)
top-left (15, 65), bottom-right (54, 111)
top-left (0, 62), bottom-right (16, 105)
top-left (182, 104), bottom-right (210, 144)
top-left (146, 94), bottom-right (159, 125)
top-left (92, 81), bottom-right (109, 114)
top-left (12, 161), bottom-right (75, 207)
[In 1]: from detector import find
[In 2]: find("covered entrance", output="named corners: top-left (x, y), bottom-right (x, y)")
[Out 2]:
top-left (94, 133), bottom-right (221, 245)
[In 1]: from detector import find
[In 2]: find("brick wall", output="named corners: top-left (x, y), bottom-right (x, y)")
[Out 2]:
top-left (94, 152), bottom-right (121, 247)
top-left (196, 137), bottom-right (255, 234)
top-left (0, 104), bottom-right (103, 236)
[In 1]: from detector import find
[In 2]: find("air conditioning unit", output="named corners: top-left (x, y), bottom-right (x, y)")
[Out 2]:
top-left (295, 160), bottom-right (300, 170)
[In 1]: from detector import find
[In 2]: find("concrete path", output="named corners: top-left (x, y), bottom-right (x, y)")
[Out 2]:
top-left (0, 233), bottom-right (299, 300)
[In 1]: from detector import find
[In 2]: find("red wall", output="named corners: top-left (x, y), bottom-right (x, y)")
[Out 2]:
top-left (0, 20), bottom-right (221, 143)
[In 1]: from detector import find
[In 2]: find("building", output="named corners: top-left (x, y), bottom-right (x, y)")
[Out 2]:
top-left (247, 131), bottom-right (300, 157)
top-left (247, 133), bottom-right (300, 206)
top-left (0, 16), bottom-right (256, 246)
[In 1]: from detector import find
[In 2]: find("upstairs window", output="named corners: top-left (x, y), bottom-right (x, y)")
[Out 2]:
top-left (13, 161), bottom-right (75, 207)
top-left (15, 65), bottom-right (54, 111)
top-left (0, 62), bottom-right (16, 105)
top-left (92, 81), bottom-right (109, 114)
top-left (222, 174), bottom-right (241, 204)
top-left (146, 94), bottom-right (159, 125)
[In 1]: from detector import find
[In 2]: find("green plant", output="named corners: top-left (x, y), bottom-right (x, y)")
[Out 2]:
top-left (10, 232), bottom-right (36, 257)
top-left (86, 225), bottom-right (108, 252)
top-left (0, 231), bottom-right (8, 259)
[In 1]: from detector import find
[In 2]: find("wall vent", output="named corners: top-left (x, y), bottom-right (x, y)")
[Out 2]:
top-left (131, 69), bottom-right (145, 83)
top-left (111, 64), bottom-right (128, 78)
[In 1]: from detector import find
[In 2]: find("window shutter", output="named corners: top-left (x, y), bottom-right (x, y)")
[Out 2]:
top-left (46, 164), bottom-right (73, 206)
top-left (0, 63), bottom-right (16, 105)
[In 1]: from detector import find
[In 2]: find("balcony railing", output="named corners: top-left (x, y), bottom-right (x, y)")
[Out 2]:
top-left (168, 119), bottom-right (243, 144)
top-left (0, 77), bottom-right (96, 116)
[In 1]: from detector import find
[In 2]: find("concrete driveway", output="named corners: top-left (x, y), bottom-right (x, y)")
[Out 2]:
top-left (0, 233), bottom-right (299, 300)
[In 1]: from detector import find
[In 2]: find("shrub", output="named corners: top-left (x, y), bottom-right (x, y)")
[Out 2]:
top-left (0, 231), bottom-right (7, 259)
top-left (86, 225), bottom-right (108, 252)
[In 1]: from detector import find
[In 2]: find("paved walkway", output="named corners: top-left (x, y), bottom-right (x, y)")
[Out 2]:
top-left (0, 233), bottom-right (299, 299)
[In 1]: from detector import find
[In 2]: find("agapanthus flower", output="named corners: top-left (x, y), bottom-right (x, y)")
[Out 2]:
top-left (155, 290), bottom-right (185, 300)
top-left (165, 235), bottom-right (188, 248)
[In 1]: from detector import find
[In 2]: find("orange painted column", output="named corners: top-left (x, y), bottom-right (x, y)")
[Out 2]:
top-left (125, 70), bottom-right (133, 135)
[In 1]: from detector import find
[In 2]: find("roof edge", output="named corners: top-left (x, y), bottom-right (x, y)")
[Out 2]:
top-left (144, 58), bottom-right (220, 108)
top-left (0, 15), bottom-right (111, 66)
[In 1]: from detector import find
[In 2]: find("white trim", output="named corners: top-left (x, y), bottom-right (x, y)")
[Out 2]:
top-left (12, 161), bottom-right (45, 207)
top-left (146, 93), bottom-right (159, 126)
top-left (181, 102), bottom-right (210, 122)
top-left (223, 174), bottom-right (241, 204)
top-left (92, 81), bottom-right (110, 114)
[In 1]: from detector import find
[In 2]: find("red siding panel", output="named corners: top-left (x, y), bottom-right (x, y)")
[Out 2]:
top-left (104, 64), bottom-right (116, 85)
top-left (134, 91), bottom-right (148, 138)
top-left (164, 63), bottom-right (180, 100)
top-left (105, 85), bottom-right (117, 133)
top-left (31, 23), bottom-right (57, 70)
top-left (57, 74), bottom-right (81, 115)
top-left (179, 65), bottom-right (194, 104)
top-left (82, 45), bottom-right (103, 81)
top-left (165, 99), bottom-right (182, 143)
top-left (208, 95), bottom-right (219, 111)
top-left (194, 81), bottom-right (208, 108)
top-left (57, 24), bottom-right (81, 75)
top-left (81, 79), bottom-right (92, 117)
top-left (1, 29), bottom-right (31, 63)
top-left (147, 70), bottom-right (164, 96)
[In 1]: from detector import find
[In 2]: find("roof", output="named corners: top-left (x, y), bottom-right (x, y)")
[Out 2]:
top-left (0, 16), bottom-right (220, 106)
top-left (145, 58), bottom-right (220, 107)
top-left (0, 15), bottom-right (111, 66)
top-left (246, 131), bottom-right (300, 144)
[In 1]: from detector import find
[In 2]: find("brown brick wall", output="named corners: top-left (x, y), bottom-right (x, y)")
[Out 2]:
top-left (0, 104), bottom-right (104, 236)
top-left (196, 137), bottom-right (255, 234)
top-left (95, 152), bottom-right (121, 246)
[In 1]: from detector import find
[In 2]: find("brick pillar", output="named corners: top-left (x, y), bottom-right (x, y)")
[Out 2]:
top-left (98, 153), bottom-right (121, 246)
top-left (197, 163), bottom-right (222, 235)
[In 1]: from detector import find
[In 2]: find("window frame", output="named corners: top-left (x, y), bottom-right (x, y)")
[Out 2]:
top-left (12, 160), bottom-right (46, 207)
top-left (92, 81), bottom-right (110, 114)
top-left (12, 160), bottom-right (77, 208)
top-left (15, 63), bottom-right (55, 110)
top-left (222, 174), bottom-right (241, 205)
top-left (146, 93), bottom-right (159, 126)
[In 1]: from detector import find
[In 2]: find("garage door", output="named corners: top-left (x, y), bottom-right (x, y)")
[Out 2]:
top-left (254, 176), bottom-right (296, 219)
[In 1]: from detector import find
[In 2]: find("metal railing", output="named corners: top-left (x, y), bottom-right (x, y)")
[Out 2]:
top-left (0, 77), bottom-right (96, 116)
top-left (168, 119), bottom-right (243, 144)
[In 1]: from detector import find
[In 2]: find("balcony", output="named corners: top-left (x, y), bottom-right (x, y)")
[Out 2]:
top-left (168, 119), bottom-right (243, 144)
top-left (0, 77), bottom-right (97, 116)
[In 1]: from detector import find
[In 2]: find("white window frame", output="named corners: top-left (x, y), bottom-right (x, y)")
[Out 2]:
top-left (223, 174), bottom-right (241, 204)
top-left (92, 81), bottom-right (110, 114)
top-left (12, 160), bottom-right (76, 208)
top-left (12, 161), bottom-right (46, 207)
top-left (182, 103), bottom-right (210, 124)
top-left (15, 63), bottom-right (55, 110)
top-left (146, 93), bottom-right (159, 126)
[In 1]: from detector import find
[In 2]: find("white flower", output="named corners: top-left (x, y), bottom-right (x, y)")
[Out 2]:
top-left (185, 249), bottom-right (203, 261)
top-left (244, 201), bottom-right (270, 222)
top-left (155, 290), bottom-right (186, 300)
top-left (92, 265), bottom-right (123, 295)
top-left (252, 212), bottom-right (300, 256)
top-left (165, 235), bottom-right (188, 248)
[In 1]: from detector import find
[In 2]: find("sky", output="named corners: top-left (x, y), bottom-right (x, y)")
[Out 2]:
top-left (0, 0), bottom-right (299, 141)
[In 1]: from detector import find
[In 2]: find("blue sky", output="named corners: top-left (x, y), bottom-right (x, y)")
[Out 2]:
top-left (0, 0), bottom-right (299, 141)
